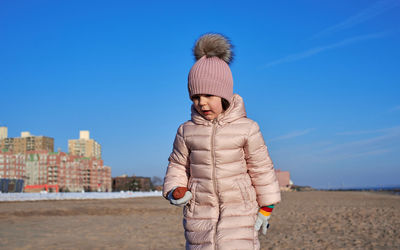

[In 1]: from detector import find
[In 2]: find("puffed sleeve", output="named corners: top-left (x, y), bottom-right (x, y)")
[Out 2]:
top-left (162, 124), bottom-right (190, 198)
top-left (245, 121), bottom-right (281, 206)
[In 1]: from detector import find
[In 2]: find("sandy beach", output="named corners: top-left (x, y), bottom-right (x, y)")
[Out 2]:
top-left (0, 191), bottom-right (399, 249)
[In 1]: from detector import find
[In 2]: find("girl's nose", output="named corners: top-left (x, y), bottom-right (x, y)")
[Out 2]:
top-left (199, 96), bottom-right (207, 105)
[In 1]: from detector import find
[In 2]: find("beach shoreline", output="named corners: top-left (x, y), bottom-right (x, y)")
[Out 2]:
top-left (1, 191), bottom-right (399, 249)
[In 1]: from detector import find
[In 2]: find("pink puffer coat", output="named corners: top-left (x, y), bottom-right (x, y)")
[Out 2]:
top-left (163, 94), bottom-right (281, 250)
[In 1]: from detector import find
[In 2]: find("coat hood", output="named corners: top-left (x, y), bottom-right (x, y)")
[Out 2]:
top-left (191, 94), bottom-right (247, 125)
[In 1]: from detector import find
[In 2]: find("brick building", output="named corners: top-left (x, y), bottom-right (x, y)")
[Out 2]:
top-left (275, 169), bottom-right (293, 190)
top-left (0, 150), bottom-right (112, 192)
top-left (0, 151), bottom-right (26, 180)
top-left (0, 127), bottom-right (111, 192)
top-left (0, 131), bottom-right (54, 154)
top-left (112, 175), bottom-right (151, 191)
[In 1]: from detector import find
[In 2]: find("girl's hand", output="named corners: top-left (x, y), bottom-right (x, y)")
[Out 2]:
top-left (172, 187), bottom-right (188, 199)
top-left (167, 186), bottom-right (192, 207)
top-left (254, 205), bottom-right (274, 235)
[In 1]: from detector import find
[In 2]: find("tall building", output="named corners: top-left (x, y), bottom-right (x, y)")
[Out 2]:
top-left (0, 151), bottom-right (26, 179)
top-left (68, 130), bottom-right (101, 159)
top-left (0, 128), bottom-right (111, 192)
top-left (0, 126), bottom-right (7, 140)
top-left (0, 138), bottom-right (14, 152)
top-left (1, 150), bottom-right (112, 192)
top-left (0, 131), bottom-right (54, 154)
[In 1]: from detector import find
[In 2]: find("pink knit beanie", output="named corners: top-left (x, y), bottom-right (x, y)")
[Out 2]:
top-left (188, 34), bottom-right (234, 103)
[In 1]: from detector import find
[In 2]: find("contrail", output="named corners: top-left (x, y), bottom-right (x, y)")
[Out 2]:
top-left (269, 128), bottom-right (314, 142)
top-left (310, 0), bottom-right (400, 40)
top-left (264, 32), bottom-right (389, 68)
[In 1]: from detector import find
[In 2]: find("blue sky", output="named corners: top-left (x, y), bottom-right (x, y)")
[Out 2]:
top-left (1, 0), bottom-right (399, 189)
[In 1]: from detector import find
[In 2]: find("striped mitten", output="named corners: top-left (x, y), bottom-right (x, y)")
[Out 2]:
top-left (254, 205), bottom-right (274, 235)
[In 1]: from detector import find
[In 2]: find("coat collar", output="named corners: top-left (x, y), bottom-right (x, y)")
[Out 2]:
top-left (191, 94), bottom-right (247, 126)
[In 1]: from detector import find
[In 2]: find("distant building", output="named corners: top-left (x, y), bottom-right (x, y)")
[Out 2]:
top-left (0, 130), bottom-right (54, 154)
top-left (68, 130), bottom-right (101, 159)
top-left (25, 153), bottom-right (43, 185)
top-left (0, 127), bottom-right (111, 192)
top-left (0, 126), bottom-right (7, 140)
top-left (275, 169), bottom-right (293, 190)
top-left (112, 175), bottom-right (151, 191)
top-left (0, 150), bottom-right (112, 192)
top-left (0, 151), bottom-right (26, 180)
top-left (0, 178), bottom-right (24, 193)
top-left (26, 150), bottom-right (111, 192)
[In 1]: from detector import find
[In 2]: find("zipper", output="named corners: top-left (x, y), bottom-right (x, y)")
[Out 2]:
top-left (211, 119), bottom-right (219, 249)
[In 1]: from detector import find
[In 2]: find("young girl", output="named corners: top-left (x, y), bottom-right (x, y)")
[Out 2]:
top-left (163, 33), bottom-right (281, 250)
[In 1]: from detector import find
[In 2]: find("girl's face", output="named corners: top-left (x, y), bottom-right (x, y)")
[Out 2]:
top-left (192, 94), bottom-right (223, 121)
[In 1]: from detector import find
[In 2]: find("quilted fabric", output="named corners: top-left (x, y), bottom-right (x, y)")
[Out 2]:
top-left (163, 94), bottom-right (281, 250)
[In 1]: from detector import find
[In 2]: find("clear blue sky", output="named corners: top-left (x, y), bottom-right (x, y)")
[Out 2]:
top-left (1, 0), bottom-right (399, 189)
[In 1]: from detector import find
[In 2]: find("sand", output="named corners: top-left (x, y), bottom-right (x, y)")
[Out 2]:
top-left (0, 191), bottom-right (399, 249)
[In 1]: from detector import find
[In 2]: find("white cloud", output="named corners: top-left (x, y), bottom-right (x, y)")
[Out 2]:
top-left (263, 32), bottom-right (389, 68)
top-left (269, 128), bottom-right (314, 142)
top-left (343, 148), bottom-right (392, 158)
top-left (274, 126), bottom-right (400, 164)
top-left (310, 0), bottom-right (400, 40)
top-left (336, 130), bottom-right (381, 136)
top-left (317, 126), bottom-right (400, 161)
top-left (336, 125), bottom-right (400, 136)
top-left (389, 106), bottom-right (400, 112)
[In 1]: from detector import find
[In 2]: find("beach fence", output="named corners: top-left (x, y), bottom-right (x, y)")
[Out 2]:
top-left (0, 178), bottom-right (25, 193)
top-left (24, 184), bottom-right (59, 193)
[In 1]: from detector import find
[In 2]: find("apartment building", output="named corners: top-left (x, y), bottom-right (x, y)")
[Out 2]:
top-left (0, 126), bottom-right (7, 140)
top-left (0, 130), bottom-right (54, 154)
top-left (68, 130), bottom-right (101, 159)
top-left (0, 150), bottom-right (112, 192)
top-left (0, 152), bottom-right (26, 180)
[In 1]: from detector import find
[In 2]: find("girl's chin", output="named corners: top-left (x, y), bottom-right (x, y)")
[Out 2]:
top-left (203, 115), bottom-right (216, 120)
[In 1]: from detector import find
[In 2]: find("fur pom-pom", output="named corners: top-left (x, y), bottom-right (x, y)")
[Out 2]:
top-left (193, 33), bottom-right (234, 64)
